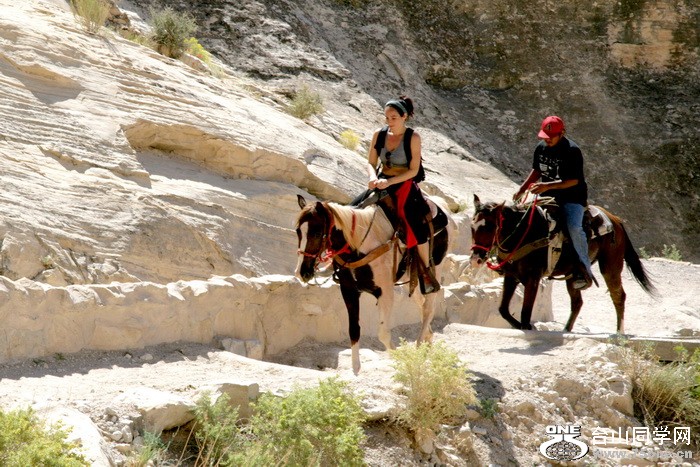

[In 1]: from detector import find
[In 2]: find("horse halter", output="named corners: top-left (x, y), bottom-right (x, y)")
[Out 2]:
top-left (471, 197), bottom-right (539, 270)
top-left (297, 213), bottom-right (334, 262)
top-left (297, 205), bottom-right (354, 267)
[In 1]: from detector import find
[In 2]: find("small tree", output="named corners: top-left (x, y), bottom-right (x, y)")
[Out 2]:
top-left (148, 7), bottom-right (198, 59)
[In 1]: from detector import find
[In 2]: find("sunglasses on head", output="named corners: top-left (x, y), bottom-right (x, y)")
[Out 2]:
top-left (384, 151), bottom-right (392, 168)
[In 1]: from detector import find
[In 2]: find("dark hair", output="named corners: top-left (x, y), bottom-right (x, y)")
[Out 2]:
top-left (385, 95), bottom-right (415, 118)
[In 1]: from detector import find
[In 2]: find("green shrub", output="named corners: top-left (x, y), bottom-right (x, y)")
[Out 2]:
top-left (0, 407), bottom-right (88, 466)
top-left (70, 0), bottom-right (110, 34)
top-left (129, 431), bottom-right (169, 467)
top-left (339, 129), bottom-right (361, 151)
top-left (391, 340), bottom-right (476, 433)
top-left (479, 398), bottom-right (499, 418)
top-left (638, 246), bottom-right (650, 259)
top-left (191, 393), bottom-right (250, 466)
top-left (188, 379), bottom-right (365, 466)
top-left (288, 85), bottom-right (324, 119)
top-left (250, 377), bottom-right (366, 466)
top-left (661, 243), bottom-right (683, 261)
top-left (148, 7), bottom-right (198, 59)
top-left (184, 37), bottom-right (211, 63)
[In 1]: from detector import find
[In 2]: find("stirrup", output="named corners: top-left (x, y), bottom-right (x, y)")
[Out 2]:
top-left (419, 267), bottom-right (440, 294)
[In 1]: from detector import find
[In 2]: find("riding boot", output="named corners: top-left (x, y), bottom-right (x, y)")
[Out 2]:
top-left (417, 242), bottom-right (440, 294)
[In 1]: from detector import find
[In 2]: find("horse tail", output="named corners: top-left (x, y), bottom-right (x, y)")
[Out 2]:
top-left (621, 223), bottom-right (657, 296)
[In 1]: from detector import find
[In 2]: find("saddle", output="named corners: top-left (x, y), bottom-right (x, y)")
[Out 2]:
top-left (542, 203), bottom-right (614, 277)
top-left (358, 189), bottom-right (448, 295)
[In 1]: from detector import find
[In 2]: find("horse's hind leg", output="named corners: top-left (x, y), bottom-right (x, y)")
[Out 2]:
top-left (599, 256), bottom-right (626, 334)
top-left (563, 281), bottom-right (583, 332)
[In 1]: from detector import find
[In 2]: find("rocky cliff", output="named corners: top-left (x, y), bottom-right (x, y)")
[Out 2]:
top-left (125, 0), bottom-right (699, 260)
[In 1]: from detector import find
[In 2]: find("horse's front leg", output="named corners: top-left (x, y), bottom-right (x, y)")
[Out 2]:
top-left (499, 275), bottom-right (523, 329)
top-left (338, 272), bottom-right (362, 375)
top-left (417, 292), bottom-right (436, 344)
top-left (563, 280), bottom-right (583, 332)
top-left (377, 285), bottom-right (395, 352)
top-left (519, 277), bottom-right (541, 330)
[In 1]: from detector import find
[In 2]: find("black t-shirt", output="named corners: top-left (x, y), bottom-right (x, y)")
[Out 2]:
top-left (532, 137), bottom-right (588, 206)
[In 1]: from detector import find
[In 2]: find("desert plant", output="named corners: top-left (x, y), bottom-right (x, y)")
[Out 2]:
top-left (638, 246), bottom-right (650, 259)
top-left (148, 7), bottom-right (198, 59)
top-left (184, 37), bottom-right (211, 63)
top-left (190, 393), bottom-right (249, 465)
top-left (249, 377), bottom-right (366, 466)
top-left (288, 85), bottom-right (324, 119)
top-left (0, 407), bottom-right (88, 466)
top-left (128, 431), bottom-right (168, 467)
top-left (391, 340), bottom-right (477, 433)
top-left (622, 347), bottom-right (700, 452)
top-left (479, 398), bottom-right (499, 418)
top-left (661, 243), bottom-right (683, 261)
top-left (70, 0), bottom-right (110, 34)
top-left (339, 129), bottom-right (361, 150)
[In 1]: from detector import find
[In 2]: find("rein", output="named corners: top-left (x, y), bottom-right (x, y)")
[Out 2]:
top-left (486, 195), bottom-right (540, 271)
top-left (299, 204), bottom-right (395, 272)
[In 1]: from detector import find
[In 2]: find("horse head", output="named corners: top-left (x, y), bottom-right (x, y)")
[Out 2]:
top-left (295, 195), bottom-right (334, 282)
top-left (470, 194), bottom-right (504, 268)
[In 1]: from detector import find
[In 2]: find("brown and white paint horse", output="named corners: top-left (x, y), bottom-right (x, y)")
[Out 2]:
top-left (295, 194), bottom-right (454, 374)
top-left (470, 194), bottom-right (656, 333)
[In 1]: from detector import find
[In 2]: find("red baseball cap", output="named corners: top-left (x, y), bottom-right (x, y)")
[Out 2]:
top-left (538, 116), bottom-right (565, 139)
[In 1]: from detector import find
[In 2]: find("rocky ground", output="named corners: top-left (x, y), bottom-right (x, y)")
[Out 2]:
top-left (0, 258), bottom-right (698, 465)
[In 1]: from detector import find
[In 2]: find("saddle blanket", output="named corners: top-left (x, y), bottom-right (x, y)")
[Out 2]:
top-left (588, 205), bottom-right (613, 238)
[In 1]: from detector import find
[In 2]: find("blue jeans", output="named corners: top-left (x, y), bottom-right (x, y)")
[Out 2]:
top-left (563, 203), bottom-right (592, 276)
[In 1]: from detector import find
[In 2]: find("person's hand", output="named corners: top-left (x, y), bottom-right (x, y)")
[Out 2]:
top-left (368, 179), bottom-right (378, 190)
top-left (529, 182), bottom-right (549, 195)
top-left (374, 179), bottom-right (390, 190)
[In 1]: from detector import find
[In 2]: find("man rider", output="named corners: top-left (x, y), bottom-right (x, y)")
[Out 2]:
top-left (514, 115), bottom-right (594, 290)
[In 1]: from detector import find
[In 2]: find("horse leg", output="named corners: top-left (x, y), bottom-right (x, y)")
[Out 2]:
top-left (499, 275), bottom-right (523, 329)
top-left (599, 251), bottom-right (627, 334)
top-left (417, 292), bottom-right (436, 344)
top-left (519, 278), bottom-right (541, 330)
top-left (563, 280), bottom-right (584, 332)
top-left (338, 274), bottom-right (362, 375)
top-left (377, 285), bottom-right (395, 352)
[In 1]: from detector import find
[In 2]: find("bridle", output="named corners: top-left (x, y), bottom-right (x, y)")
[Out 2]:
top-left (297, 205), bottom-right (354, 267)
top-left (471, 196), bottom-right (540, 271)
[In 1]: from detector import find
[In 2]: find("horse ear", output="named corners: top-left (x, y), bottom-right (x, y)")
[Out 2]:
top-left (297, 194), bottom-right (307, 209)
top-left (473, 194), bottom-right (481, 211)
top-left (496, 201), bottom-right (506, 212)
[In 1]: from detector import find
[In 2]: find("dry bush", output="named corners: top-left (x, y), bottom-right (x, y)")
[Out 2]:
top-left (70, 0), bottom-right (110, 34)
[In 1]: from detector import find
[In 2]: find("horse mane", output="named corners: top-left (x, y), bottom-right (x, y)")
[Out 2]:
top-left (327, 203), bottom-right (394, 250)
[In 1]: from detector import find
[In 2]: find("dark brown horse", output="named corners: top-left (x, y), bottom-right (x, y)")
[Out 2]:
top-left (470, 194), bottom-right (655, 332)
top-left (295, 194), bottom-right (454, 374)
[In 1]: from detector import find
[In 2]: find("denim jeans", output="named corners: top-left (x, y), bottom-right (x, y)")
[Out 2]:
top-left (562, 202), bottom-right (592, 276)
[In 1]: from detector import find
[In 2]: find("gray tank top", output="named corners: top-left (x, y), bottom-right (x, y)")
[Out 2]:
top-left (379, 133), bottom-right (409, 168)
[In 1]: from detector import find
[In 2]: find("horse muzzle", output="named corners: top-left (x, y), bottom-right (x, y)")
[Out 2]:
top-left (470, 251), bottom-right (486, 269)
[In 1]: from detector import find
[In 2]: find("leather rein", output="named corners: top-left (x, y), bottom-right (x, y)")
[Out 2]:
top-left (298, 203), bottom-right (398, 270)
top-left (472, 196), bottom-right (549, 270)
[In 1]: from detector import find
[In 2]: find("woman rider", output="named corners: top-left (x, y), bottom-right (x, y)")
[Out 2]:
top-left (361, 96), bottom-right (438, 293)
